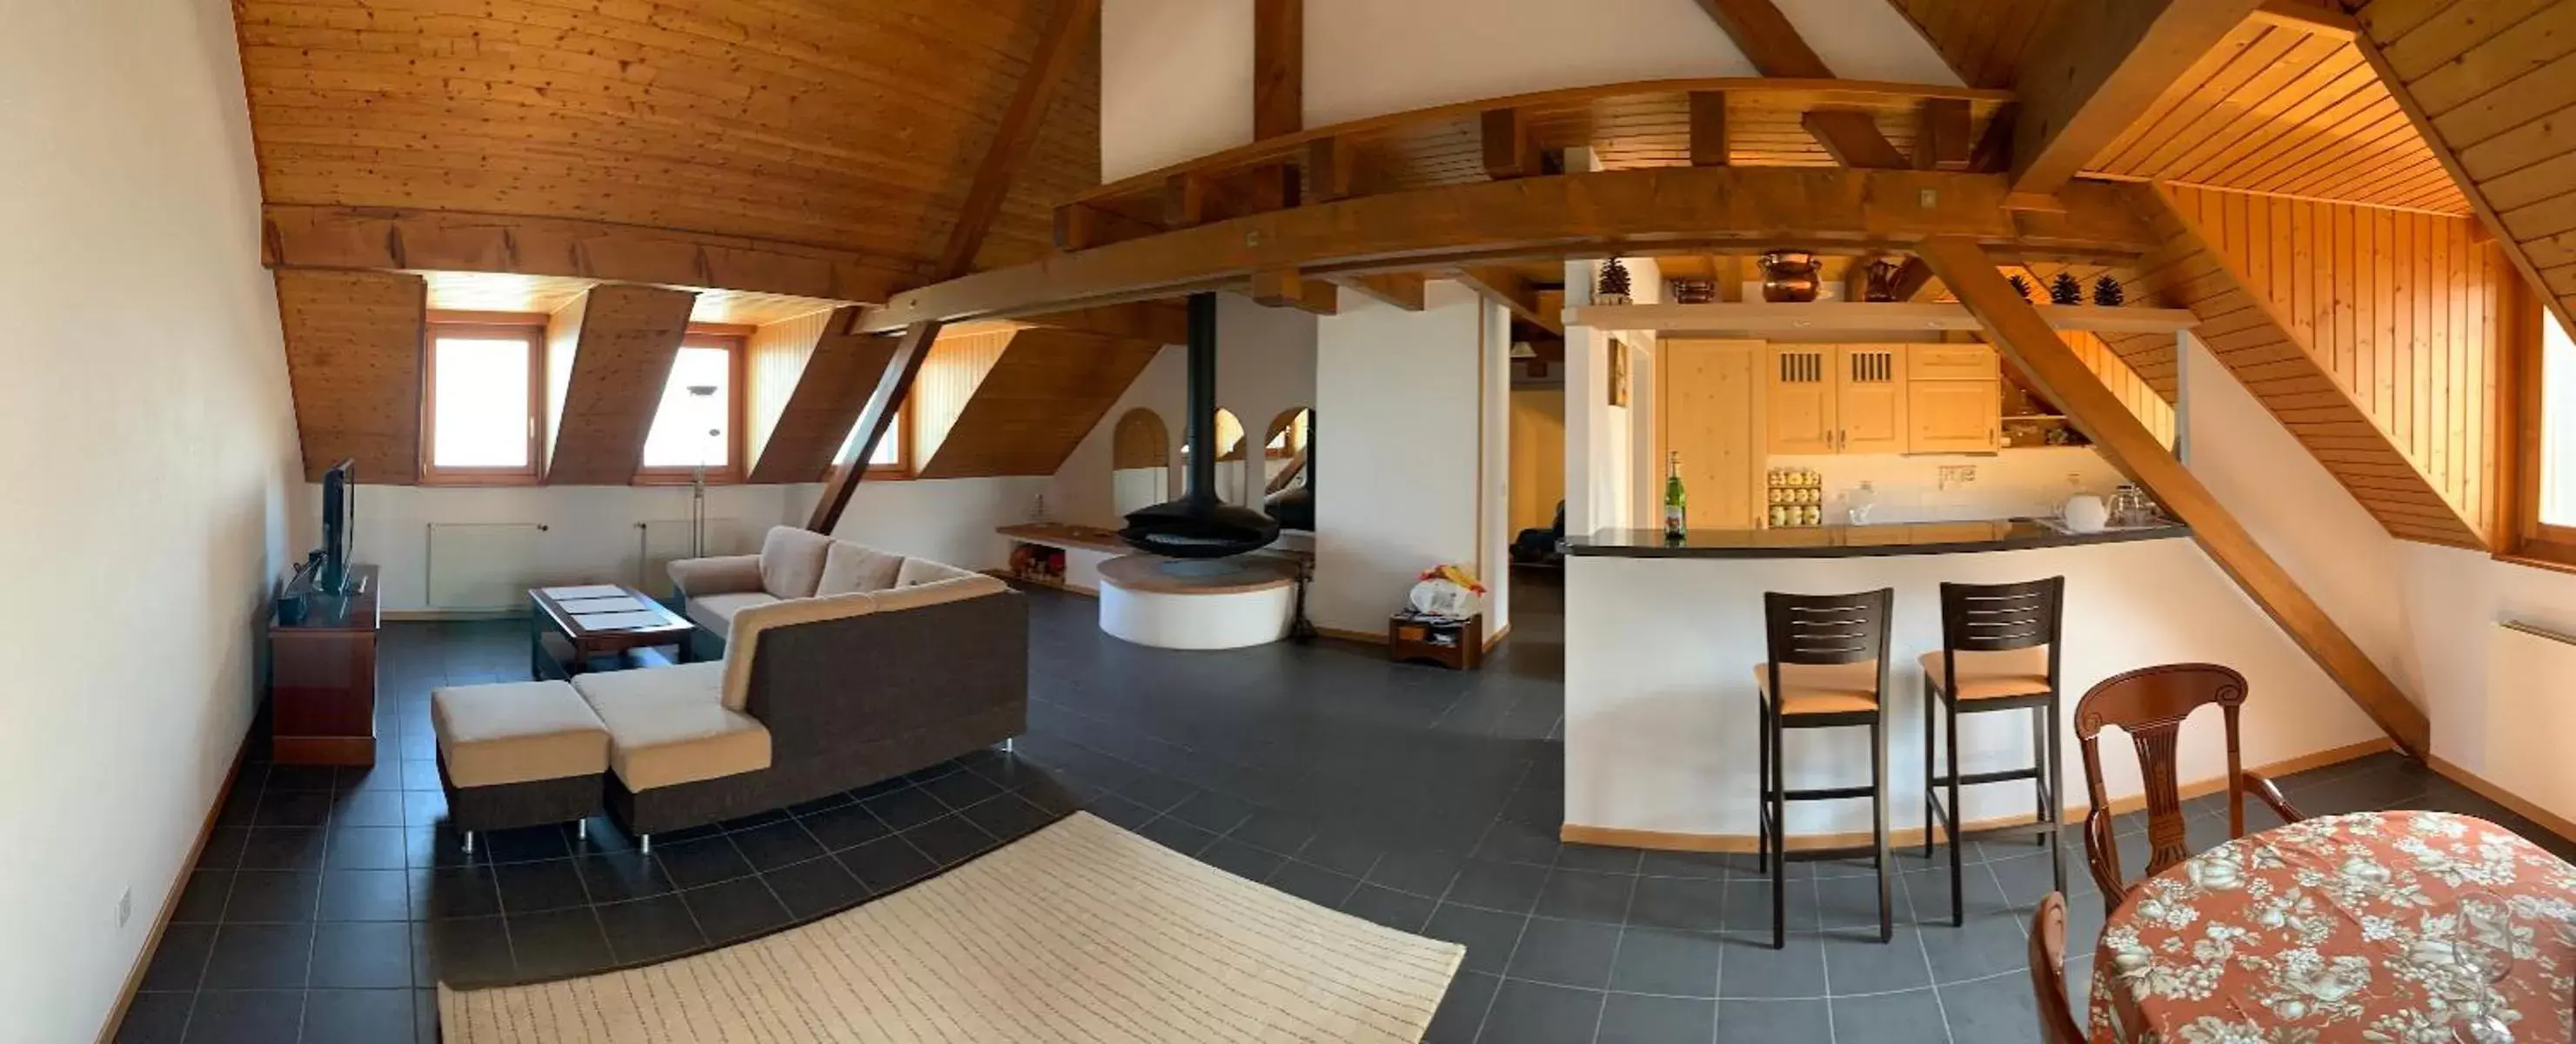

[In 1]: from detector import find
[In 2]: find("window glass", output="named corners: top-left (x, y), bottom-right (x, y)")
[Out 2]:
top-left (641, 345), bottom-right (733, 470)
top-left (2543, 314), bottom-right (2576, 527)
top-left (431, 335), bottom-right (532, 469)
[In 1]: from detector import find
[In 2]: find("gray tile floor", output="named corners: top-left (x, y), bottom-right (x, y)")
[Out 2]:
top-left (117, 570), bottom-right (2573, 1043)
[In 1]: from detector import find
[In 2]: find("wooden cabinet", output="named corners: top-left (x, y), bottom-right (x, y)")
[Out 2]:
top-left (1907, 379), bottom-right (2003, 453)
top-left (1660, 339), bottom-right (1763, 528)
top-left (1764, 345), bottom-right (1908, 455)
top-left (1763, 346), bottom-right (1835, 455)
top-left (1836, 346), bottom-right (1907, 454)
top-left (1909, 345), bottom-right (2000, 382)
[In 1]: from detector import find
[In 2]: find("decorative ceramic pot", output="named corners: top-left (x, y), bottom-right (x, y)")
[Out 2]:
top-left (1759, 251), bottom-right (1821, 303)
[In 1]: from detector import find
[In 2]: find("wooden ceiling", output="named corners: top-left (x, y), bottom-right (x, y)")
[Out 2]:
top-left (232, 0), bottom-right (1099, 284)
top-left (2085, 16), bottom-right (2467, 213)
top-left (1886, 0), bottom-right (2072, 90)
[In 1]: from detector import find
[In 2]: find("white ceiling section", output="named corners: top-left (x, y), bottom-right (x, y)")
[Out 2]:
top-left (1101, 0), bottom-right (1963, 180)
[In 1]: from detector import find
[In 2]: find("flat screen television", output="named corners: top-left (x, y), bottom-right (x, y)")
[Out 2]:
top-left (318, 459), bottom-right (357, 594)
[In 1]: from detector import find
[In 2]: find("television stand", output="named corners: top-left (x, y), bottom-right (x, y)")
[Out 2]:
top-left (269, 563), bottom-right (379, 766)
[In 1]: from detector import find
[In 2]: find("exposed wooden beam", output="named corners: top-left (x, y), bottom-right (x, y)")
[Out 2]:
top-left (1691, 0), bottom-right (1835, 78)
top-left (1164, 173), bottom-right (1211, 229)
top-left (545, 284), bottom-right (697, 485)
top-left (1689, 91), bottom-right (1730, 167)
top-left (1328, 272), bottom-right (1429, 311)
top-left (2008, 0), bottom-right (2259, 197)
top-left (262, 204), bottom-right (911, 305)
top-left (806, 322), bottom-right (936, 532)
top-left (2248, 0), bottom-right (2356, 39)
top-left (1919, 234), bottom-right (2430, 758)
top-left (1482, 108), bottom-right (1537, 180)
top-left (813, 0), bottom-right (1099, 532)
top-left (863, 168), bottom-right (2158, 332)
top-left (936, 0), bottom-right (1101, 277)
top-left (1803, 110), bottom-right (1911, 169)
top-left (276, 270), bottom-right (426, 483)
top-left (1020, 302), bottom-right (1188, 344)
top-left (1914, 98), bottom-right (1971, 171)
top-left (1254, 0), bottom-right (1303, 140)
top-left (1451, 267), bottom-right (1566, 335)
top-left (1248, 268), bottom-right (1338, 315)
top-left (745, 307), bottom-right (900, 483)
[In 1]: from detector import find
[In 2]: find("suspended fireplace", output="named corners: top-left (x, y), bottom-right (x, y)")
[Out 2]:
top-left (1120, 292), bottom-right (1282, 559)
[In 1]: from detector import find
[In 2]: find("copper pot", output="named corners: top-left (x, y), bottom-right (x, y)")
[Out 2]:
top-left (1760, 251), bottom-right (1821, 303)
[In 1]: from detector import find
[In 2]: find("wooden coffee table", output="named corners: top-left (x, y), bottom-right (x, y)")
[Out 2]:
top-left (527, 584), bottom-right (699, 679)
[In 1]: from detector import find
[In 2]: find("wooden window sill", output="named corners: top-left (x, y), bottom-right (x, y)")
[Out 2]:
top-left (2494, 551), bottom-right (2576, 577)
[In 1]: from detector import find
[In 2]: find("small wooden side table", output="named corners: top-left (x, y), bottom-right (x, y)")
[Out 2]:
top-left (270, 563), bottom-right (380, 766)
top-left (1389, 612), bottom-right (1482, 670)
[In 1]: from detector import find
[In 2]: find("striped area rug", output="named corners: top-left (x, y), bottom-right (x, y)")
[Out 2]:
top-left (439, 812), bottom-right (1464, 1042)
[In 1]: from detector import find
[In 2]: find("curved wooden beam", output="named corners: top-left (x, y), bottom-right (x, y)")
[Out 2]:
top-left (866, 167), bottom-right (2155, 332)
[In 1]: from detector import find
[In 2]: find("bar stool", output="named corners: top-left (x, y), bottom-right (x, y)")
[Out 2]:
top-left (1753, 588), bottom-right (1895, 949)
top-left (1919, 577), bottom-right (2065, 927)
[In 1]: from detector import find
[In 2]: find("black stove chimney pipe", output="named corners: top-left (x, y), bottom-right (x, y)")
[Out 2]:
top-left (1182, 291), bottom-right (1219, 505)
top-left (1117, 291), bottom-right (1282, 559)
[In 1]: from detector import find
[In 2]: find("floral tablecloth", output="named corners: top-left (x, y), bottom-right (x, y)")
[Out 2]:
top-left (2089, 810), bottom-right (2576, 1043)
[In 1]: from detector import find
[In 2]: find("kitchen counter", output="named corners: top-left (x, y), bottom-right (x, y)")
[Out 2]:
top-left (1565, 519), bottom-right (2190, 559)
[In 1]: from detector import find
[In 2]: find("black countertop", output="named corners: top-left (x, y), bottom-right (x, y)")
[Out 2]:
top-left (1564, 519), bottom-right (2190, 559)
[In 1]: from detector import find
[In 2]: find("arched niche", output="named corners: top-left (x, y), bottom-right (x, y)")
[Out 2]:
top-left (1109, 408), bottom-right (1170, 516)
top-left (1261, 407), bottom-right (1314, 530)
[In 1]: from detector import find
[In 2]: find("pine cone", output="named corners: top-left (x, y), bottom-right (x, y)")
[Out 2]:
top-left (2007, 275), bottom-right (2033, 302)
top-left (2091, 275), bottom-right (2126, 307)
top-left (2048, 271), bottom-right (2083, 305)
top-left (1598, 258), bottom-right (1633, 299)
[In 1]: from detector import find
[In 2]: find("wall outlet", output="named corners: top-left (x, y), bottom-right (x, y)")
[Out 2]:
top-left (1937, 465), bottom-right (1978, 489)
top-left (116, 887), bottom-right (131, 930)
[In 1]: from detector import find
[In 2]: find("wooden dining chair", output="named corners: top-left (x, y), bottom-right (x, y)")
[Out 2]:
top-left (2073, 664), bottom-right (2305, 907)
top-left (2027, 893), bottom-right (2087, 1043)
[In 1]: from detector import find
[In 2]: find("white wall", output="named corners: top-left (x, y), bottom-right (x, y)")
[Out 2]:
top-left (0, 0), bottom-right (304, 1037)
top-left (311, 485), bottom-right (813, 613)
top-left (829, 477), bottom-right (1054, 571)
top-left (1564, 246), bottom-right (1657, 535)
top-left (1769, 446), bottom-right (2131, 524)
top-left (1103, 0), bottom-right (1957, 178)
top-left (1047, 293), bottom-right (1312, 529)
top-left (1314, 282), bottom-right (1507, 632)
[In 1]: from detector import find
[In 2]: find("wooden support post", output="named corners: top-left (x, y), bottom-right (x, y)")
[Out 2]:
top-left (1249, 268), bottom-right (1337, 315)
top-left (1689, 91), bottom-right (1730, 168)
top-left (806, 322), bottom-right (937, 532)
top-left (1163, 173), bottom-right (1210, 229)
top-left (1915, 98), bottom-right (1971, 171)
top-left (1482, 108), bottom-right (1536, 180)
top-left (1305, 137), bottom-right (1355, 204)
top-left (1328, 272), bottom-right (1429, 311)
top-left (1889, 257), bottom-right (1935, 301)
top-left (1803, 110), bottom-right (1910, 170)
top-left (1917, 235), bottom-right (2430, 758)
top-left (1254, 0), bottom-right (1303, 140)
top-left (1054, 203), bottom-right (1099, 251)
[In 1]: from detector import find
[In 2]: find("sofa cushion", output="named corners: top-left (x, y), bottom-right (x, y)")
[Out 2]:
top-left (572, 663), bottom-right (772, 793)
top-left (720, 591), bottom-right (879, 712)
top-left (870, 573), bottom-right (1009, 612)
top-left (666, 553), bottom-right (762, 598)
top-left (1917, 646), bottom-right (2052, 699)
top-left (816, 540), bottom-right (905, 596)
top-left (894, 556), bottom-right (979, 587)
top-left (684, 591), bottom-right (778, 640)
top-left (431, 680), bottom-right (610, 788)
top-left (757, 525), bottom-right (834, 599)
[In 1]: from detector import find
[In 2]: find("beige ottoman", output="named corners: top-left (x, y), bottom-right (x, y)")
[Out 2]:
top-left (431, 680), bottom-right (611, 853)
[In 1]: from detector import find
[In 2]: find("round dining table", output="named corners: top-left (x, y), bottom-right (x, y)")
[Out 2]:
top-left (2087, 809), bottom-right (2576, 1043)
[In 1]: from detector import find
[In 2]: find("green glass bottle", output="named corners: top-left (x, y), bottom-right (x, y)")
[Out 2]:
top-left (1663, 452), bottom-right (1687, 539)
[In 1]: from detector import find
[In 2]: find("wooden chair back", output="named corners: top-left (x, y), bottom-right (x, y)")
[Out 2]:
top-left (1933, 576), bottom-right (2063, 693)
top-left (1761, 588), bottom-right (1893, 666)
top-left (2026, 892), bottom-right (2086, 1043)
top-left (2071, 663), bottom-right (2250, 899)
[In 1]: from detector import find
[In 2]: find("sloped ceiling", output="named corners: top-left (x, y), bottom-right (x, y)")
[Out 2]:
top-left (232, 0), bottom-right (1100, 285)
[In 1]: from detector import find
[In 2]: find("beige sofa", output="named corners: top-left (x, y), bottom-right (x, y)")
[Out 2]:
top-left (670, 525), bottom-right (987, 656)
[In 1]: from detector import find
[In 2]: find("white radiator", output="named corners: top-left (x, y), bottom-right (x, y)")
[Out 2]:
top-left (2481, 621), bottom-right (2576, 823)
top-left (426, 523), bottom-right (545, 611)
top-left (634, 518), bottom-right (751, 598)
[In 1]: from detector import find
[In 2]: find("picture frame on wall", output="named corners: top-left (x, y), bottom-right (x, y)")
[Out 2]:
top-left (1608, 338), bottom-right (1631, 407)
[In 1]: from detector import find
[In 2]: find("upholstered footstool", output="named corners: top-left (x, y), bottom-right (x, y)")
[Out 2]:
top-left (430, 679), bottom-right (611, 854)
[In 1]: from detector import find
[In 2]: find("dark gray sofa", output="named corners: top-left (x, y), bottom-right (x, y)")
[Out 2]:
top-left (569, 567), bottom-right (1027, 841)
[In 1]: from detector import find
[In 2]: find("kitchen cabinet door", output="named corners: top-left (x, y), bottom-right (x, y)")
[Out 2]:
top-left (1906, 379), bottom-right (2001, 453)
top-left (1835, 345), bottom-right (1908, 454)
top-left (1660, 340), bottom-right (1763, 528)
top-left (1907, 345), bottom-right (2000, 382)
top-left (1765, 346), bottom-right (1836, 455)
